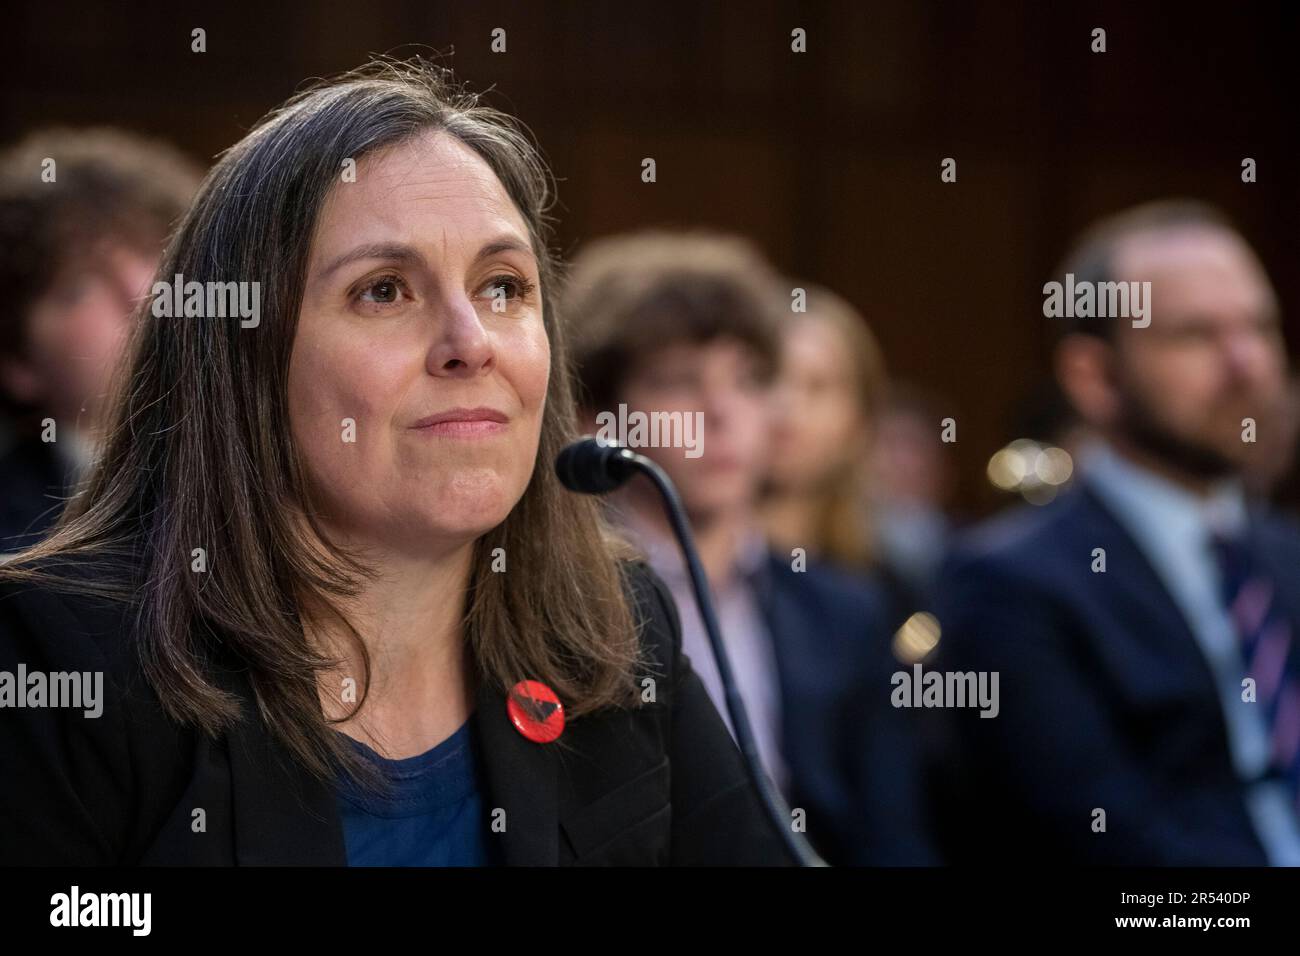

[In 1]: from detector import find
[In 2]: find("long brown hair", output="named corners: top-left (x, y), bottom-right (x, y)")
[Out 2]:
top-left (0, 58), bottom-right (642, 779)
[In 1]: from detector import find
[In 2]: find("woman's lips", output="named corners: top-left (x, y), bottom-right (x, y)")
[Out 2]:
top-left (415, 419), bottom-right (508, 438)
top-left (409, 407), bottom-right (509, 438)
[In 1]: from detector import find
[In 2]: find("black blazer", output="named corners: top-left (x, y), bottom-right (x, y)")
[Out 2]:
top-left (933, 482), bottom-right (1293, 865)
top-left (0, 557), bottom-right (793, 866)
top-left (0, 434), bottom-right (72, 554)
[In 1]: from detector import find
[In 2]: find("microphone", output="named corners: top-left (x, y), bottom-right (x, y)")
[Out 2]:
top-left (556, 436), bottom-right (827, 867)
top-left (554, 436), bottom-right (639, 494)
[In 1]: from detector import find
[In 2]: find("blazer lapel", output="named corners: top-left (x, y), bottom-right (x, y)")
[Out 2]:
top-left (472, 677), bottom-right (560, 865)
top-left (222, 667), bottom-right (347, 865)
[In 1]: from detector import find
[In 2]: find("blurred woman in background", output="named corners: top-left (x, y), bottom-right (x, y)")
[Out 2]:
top-left (761, 284), bottom-right (919, 626)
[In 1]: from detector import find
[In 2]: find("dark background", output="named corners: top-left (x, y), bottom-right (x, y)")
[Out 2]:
top-left (3, 0), bottom-right (1297, 515)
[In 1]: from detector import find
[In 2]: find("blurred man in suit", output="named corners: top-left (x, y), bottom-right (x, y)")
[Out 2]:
top-left (935, 200), bottom-right (1300, 864)
top-left (0, 128), bottom-right (201, 555)
top-left (564, 230), bottom-right (937, 863)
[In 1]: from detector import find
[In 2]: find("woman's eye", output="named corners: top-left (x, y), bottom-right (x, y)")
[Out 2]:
top-left (357, 276), bottom-right (405, 305)
top-left (480, 274), bottom-right (535, 306)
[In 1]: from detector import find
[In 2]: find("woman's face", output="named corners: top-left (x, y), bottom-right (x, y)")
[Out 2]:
top-left (288, 130), bottom-right (550, 554)
top-left (769, 315), bottom-right (868, 491)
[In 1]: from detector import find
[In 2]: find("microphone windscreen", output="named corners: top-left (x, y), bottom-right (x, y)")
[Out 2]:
top-left (555, 437), bottom-right (633, 494)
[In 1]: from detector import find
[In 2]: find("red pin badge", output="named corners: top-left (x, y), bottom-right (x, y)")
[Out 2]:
top-left (507, 680), bottom-right (565, 744)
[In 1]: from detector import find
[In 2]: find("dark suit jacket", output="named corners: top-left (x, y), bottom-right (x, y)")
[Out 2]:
top-left (932, 481), bottom-right (1300, 865)
top-left (0, 434), bottom-right (71, 553)
top-left (751, 553), bottom-right (939, 865)
top-left (0, 557), bottom-right (792, 866)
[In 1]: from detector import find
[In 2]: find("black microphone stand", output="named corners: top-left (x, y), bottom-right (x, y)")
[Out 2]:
top-left (560, 439), bottom-right (827, 866)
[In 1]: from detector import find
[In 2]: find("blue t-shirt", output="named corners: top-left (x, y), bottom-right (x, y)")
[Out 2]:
top-left (336, 719), bottom-right (498, 866)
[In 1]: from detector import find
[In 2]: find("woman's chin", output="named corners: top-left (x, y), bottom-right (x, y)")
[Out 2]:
top-left (399, 492), bottom-right (516, 545)
top-left (368, 515), bottom-right (503, 556)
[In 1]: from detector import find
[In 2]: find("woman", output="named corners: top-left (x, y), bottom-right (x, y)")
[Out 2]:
top-left (762, 284), bottom-right (940, 628)
top-left (0, 59), bottom-right (788, 866)
top-left (762, 284), bottom-right (887, 571)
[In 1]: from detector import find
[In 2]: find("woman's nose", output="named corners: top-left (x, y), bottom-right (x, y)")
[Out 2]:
top-left (425, 295), bottom-right (494, 376)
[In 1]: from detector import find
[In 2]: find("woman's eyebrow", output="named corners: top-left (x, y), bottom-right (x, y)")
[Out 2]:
top-left (475, 235), bottom-right (536, 263)
top-left (319, 235), bottom-right (535, 281)
top-left (320, 241), bottom-right (427, 279)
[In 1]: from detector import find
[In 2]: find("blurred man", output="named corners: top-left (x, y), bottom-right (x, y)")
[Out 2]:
top-left (0, 127), bottom-right (202, 554)
top-left (935, 200), bottom-right (1300, 864)
top-left (565, 231), bottom-right (935, 863)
